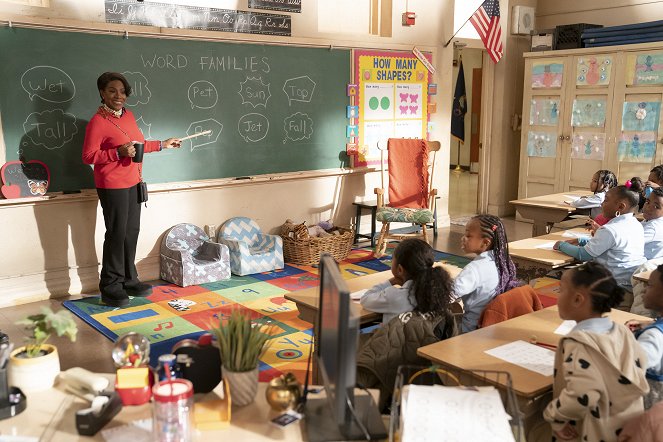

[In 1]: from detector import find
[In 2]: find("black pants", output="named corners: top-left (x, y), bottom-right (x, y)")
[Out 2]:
top-left (97, 184), bottom-right (141, 293)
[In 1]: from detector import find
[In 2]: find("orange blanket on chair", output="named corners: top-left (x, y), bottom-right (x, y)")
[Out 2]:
top-left (478, 286), bottom-right (544, 328)
top-left (387, 138), bottom-right (429, 208)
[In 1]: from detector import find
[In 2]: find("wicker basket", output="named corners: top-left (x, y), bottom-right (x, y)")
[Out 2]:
top-left (280, 222), bottom-right (354, 266)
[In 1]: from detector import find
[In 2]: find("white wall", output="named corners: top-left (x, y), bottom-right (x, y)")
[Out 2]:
top-left (0, 0), bottom-right (456, 305)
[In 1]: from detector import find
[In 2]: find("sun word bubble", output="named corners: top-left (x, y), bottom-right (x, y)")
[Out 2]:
top-left (20, 66), bottom-right (76, 103)
top-left (238, 77), bottom-right (271, 108)
top-left (238, 113), bottom-right (269, 143)
top-left (187, 80), bottom-right (218, 109)
top-left (122, 71), bottom-right (152, 106)
top-left (282, 76), bottom-right (316, 106)
top-left (186, 119), bottom-right (223, 151)
top-left (283, 112), bottom-right (313, 142)
top-left (23, 109), bottom-right (78, 150)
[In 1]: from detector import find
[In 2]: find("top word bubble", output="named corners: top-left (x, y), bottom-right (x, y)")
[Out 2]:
top-left (282, 75), bottom-right (316, 106)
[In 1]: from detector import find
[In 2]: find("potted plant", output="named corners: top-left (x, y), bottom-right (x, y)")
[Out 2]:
top-left (210, 310), bottom-right (272, 407)
top-left (9, 306), bottom-right (78, 392)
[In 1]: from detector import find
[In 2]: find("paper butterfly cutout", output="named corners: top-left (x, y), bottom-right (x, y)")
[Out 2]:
top-left (27, 180), bottom-right (47, 196)
top-left (399, 93), bottom-right (409, 102)
top-left (399, 106), bottom-right (409, 115)
top-left (409, 94), bottom-right (418, 103)
top-left (409, 106), bottom-right (418, 114)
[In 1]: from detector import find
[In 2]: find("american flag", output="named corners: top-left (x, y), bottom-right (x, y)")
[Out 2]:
top-left (469, 0), bottom-right (503, 63)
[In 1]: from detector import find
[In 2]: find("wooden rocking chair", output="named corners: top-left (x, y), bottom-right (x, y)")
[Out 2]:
top-left (374, 139), bottom-right (440, 257)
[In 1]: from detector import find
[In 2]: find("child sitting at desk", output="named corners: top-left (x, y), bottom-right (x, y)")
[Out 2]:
top-left (543, 262), bottom-right (648, 441)
top-left (554, 185), bottom-right (646, 295)
top-left (646, 165), bottom-right (663, 191)
top-left (570, 169), bottom-right (617, 225)
top-left (453, 215), bottom-right (520, 333)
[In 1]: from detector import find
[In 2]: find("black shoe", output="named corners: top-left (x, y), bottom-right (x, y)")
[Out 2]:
top-left (123, 281), bottom-right (153, 297)
top-left (100, 287), bottom-right (130, 307)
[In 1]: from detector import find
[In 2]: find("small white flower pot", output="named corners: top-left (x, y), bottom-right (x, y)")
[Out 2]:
top-left (8, 344), bottom-right (61, 392)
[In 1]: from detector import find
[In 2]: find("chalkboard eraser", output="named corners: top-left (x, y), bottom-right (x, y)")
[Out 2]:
top-left (234, 176), bottom-right (253, 180)
top-left (63, 190), bottom-right (81, 194)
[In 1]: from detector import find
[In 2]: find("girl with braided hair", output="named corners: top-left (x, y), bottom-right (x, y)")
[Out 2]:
top-left (646, 165), bottom-right (663, 190)
top-left (453, 214), bottom-right (521, 332)
top-left (569, 169), bottom-right (618, 224)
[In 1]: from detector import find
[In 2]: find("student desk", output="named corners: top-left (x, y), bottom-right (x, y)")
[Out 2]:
top-left (510, 190), bottom-right (588, 236)
top-left (635, 268), bottom-right (654, 283)
top-left (417, 306), bottom-right (647, 437)
top-left (508, 228), bottom-right (587, 281)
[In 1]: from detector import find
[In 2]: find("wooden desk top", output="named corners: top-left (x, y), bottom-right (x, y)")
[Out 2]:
top-left (635, 269), bottom-right (654, 283)
top-left (510, 190), bottom-right (589, 210)
top-left (508, 228), bottom-right (588, 266)
top-left (417, 306), bottom-right (647, 399)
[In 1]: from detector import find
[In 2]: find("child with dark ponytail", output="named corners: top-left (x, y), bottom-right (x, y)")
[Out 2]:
top-left (544, 262), bottom-right (648, 441)
top-left (453, 215), bottom-right (521, 332)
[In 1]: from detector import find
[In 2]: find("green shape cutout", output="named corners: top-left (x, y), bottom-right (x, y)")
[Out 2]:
top-left (380, 96), bottom-right (391, 110)
top-left (369, 97), bottom-right (379, 110)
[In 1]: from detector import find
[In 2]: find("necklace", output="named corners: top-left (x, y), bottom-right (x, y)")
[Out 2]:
top-left (101, 103), bottom-right (123, 118)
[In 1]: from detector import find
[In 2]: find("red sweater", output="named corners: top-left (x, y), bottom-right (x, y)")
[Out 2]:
top-left (82, 108), bottom-right (160, 189)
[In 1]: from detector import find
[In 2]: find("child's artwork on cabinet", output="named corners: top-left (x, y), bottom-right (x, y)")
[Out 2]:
top-left (626, 52), bottom-right (663, 85)
top-left (531, 60), bottom-right (563, 88)
top-left (527, 131), bottom-right (557, 157)
top-left (571, 98), bottom-right (607, 127)
top-left (571, 133), bottom-right (606, 160)
top-left (622, 101), bottom-right (661, 131)
top-left (576, 56), bottom-right (612, 86)
top-left (618, 132), bottom-right (657, 163)
top-left (529, 99), bottom-right (560, 126)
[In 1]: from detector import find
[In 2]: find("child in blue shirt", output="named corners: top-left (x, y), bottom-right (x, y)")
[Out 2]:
top-left (452, 215), bottom-right (521, 332)
top-left (570, 169), bottom-right (617, 220)
top-left (643, 188), bottom-right (663, 260)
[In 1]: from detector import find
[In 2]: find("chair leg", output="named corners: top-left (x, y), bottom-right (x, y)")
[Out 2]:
top-left (420, 224), bottom-right (428, 243)
top-left (375, 223), bottom-right (389, 257)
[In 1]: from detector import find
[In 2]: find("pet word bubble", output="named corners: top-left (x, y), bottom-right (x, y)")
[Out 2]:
top-left (187, 80), bottom-right (218, 109)
top-left (186, 118), bottom-right (222, 151)
top-left (122, 71), bottom-right (152, 106)
top-left (238, 77), bottom-right (271, 108)
top-left (282, 76), bottom-right (316, 105)
top-left (238, 113), bottom-right (269, 142)
top-left (20, 66), bottom-right (76, 103)
top-left (283, 112), bottom-right (313, 142)
top-left (23, 109), bottom-right (78, 150)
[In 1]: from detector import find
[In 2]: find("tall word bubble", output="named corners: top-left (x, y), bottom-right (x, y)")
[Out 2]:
top-left (238, 113), bottom-right (269, 143)
top-left (20, 66), bottom-right (76, 103)
top-left (135, 116), bottom-right (152, 139)
top-left (238, 77), bottom-right (271, 108)
top-left (122, 71), bottom-right (152, 106)
top-left (22, 109), bottom-right (78, 150)
top-left (282, 76), bottom-right (316, 106)
top-left (283, 112), bottom-right (313, 142)
top-left (187, 80), bottom-right (218, 109)
top-left (186, 119), bottom-right (223, 151)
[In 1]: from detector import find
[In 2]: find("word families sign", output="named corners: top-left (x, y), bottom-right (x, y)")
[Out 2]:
top-left (249, 0), bottom-right (301, 14)
top-left (105, 0), bottom-right (291, 36)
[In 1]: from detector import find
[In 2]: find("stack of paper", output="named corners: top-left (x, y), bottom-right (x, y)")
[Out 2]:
top-left (484, 340), bottom-right (555, 377)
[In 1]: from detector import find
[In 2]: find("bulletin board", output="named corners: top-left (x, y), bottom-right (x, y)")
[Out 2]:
top-left (350, 49), bottom-right (433, 168)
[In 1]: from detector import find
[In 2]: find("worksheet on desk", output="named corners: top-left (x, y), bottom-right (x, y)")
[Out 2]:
top-left (485, 340), bottom-right (555, 377)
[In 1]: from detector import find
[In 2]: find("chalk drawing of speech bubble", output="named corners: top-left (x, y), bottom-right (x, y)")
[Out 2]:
top-left (20, 66), bottom-right (76, 103)
top-left (187, 80), bottom-right (218, 109)
top-left (283, 112), bottom-right (313, 142)
top-left (23, 109), bottom-right (78, 150)
top-left (186, 119), bottom-right (222, 152)
top-left (283, 76), bottom-right (316, 106)
top-left (136, 116), bottom-right (152, 139)
top-left (122, 71), bottom-right (152, 106)
top-left (238, 77), bottom-right (271, 108)
top-left (238, 113), bottom-right (269, 143)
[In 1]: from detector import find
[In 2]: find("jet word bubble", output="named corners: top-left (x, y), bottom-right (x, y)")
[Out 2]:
top-left (238, 113), bottom-right (269, 143)
top-left (20, 66), bottom-right (76, 103)
top-left (282, 76), bottom-right (316, 106)
top-left (187, 80), bottom-right (218, 109)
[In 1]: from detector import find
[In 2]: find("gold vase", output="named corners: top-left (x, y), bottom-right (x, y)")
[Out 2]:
top-left (265, 373), bottom-right (302, 412)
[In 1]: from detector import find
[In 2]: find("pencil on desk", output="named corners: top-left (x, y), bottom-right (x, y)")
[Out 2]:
top-left (534, 342), bottom-right (557, 350)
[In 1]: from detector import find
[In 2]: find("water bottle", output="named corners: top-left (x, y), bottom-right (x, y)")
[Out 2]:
top-left (153, 379), bottom-right (194, 442)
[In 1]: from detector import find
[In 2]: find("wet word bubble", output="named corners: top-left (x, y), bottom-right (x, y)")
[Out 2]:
top-left (20, 66), bottom-right (76, 103)
top-left (238, 77), bottom-right (271, 108)
top-left (122, 72), bottom-right (152, 106)
top-left (186, 119), bottom-right (223, 151)
top-left (187, 80), bottom-right (218, 109)
top-left (22, 109), bottom-right (78, 150)
top-left (283, 112), bottom-right (313, 142)
top-left (282, 76), bottom-right (316, 106)
top-left (238, 113), bottom-right (269, 143)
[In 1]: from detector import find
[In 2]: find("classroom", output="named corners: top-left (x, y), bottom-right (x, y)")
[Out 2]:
top-left (1, 0), bottom-right (663, 441)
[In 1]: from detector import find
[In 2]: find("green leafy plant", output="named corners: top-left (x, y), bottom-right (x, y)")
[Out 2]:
top-left (16, 307), bottom-right (78, 358)
top-left (211, 310), bottom-right (272, 372)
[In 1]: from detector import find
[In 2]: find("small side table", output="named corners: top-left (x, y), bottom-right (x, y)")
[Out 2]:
top-left (352, 200), bottom-right (378, 247)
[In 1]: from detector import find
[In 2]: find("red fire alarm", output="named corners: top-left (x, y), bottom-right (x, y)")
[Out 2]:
top-left (402, 12), bottom-right (416, 26)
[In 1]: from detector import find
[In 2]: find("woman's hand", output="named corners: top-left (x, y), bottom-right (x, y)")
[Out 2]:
top-left (118, 142), bottom-right (136, 157)
top-left (162, 138), bottom-right (182, 149)
top-left (554, 423), bottom-right (578, 440)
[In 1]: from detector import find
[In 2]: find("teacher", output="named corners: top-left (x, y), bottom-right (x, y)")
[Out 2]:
top-left (82, 72), bottom-right (181, 307)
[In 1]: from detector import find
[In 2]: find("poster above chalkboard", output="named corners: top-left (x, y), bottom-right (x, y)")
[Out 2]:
top-left (248, 0), bottom-right (302, 14)
top-left (105, 0), bottom-right (292, 36)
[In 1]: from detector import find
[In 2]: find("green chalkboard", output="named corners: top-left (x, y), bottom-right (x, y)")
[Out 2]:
top-left (0, 27), bottom-right (350, 192)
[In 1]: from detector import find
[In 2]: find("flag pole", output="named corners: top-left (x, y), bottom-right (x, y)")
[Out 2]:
top-left (443, 2), bottom-right (484, 47)
top-left (454, 140), bottom-right (463, 172)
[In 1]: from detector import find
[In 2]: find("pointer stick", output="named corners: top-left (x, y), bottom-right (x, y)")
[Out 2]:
top-left (179, 130), bottom-right (212, 141)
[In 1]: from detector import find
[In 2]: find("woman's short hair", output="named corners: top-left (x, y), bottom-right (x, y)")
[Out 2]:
top-left (97, 72), bottom-right (132, 96)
